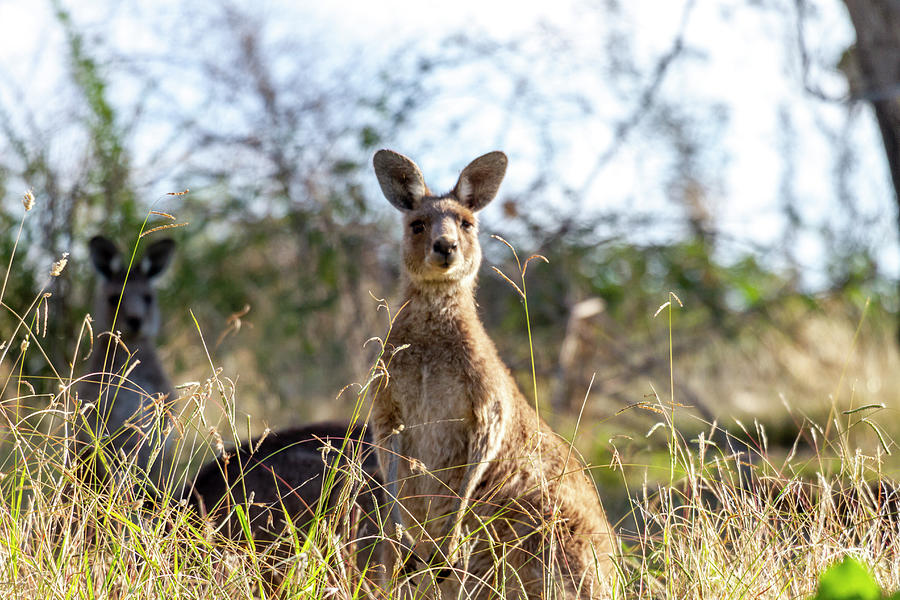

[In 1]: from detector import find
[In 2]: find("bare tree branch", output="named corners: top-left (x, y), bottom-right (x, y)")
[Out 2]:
top-left (578, 0), bottom-right (697, 197)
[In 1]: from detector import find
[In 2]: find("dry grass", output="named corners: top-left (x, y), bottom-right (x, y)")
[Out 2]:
top-left (2, 382), bottom-right (898, 599)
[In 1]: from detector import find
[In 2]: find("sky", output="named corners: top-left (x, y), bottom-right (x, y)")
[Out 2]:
top-left (0, 0), bottom-right (895, 286)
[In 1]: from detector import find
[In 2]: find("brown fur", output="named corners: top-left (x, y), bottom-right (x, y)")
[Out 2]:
top-left (180, 421), bottom-right (384, 592)
top-left (372, 150), bottom-right (617, 599)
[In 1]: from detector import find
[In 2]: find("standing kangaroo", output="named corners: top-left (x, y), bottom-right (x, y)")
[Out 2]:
top-left (372, 150), bottom-right (617, 599)
top-left (77, 235), bottom-right (176, 489)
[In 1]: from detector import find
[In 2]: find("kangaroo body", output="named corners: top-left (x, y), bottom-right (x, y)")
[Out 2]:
top-left (182, 421), bottom-right (383, 593)
top-left (77, 236), bottom-right (176, 488)
top-left (372, 151), bottom-right (616, 599)
top-left (183, 420), bottom-right (381, 538)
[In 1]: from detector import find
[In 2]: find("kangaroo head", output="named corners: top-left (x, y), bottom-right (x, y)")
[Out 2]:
top-left (374, 150), bottom-right (507, 287)
top-left (89, 235), bottom-right (176, 341)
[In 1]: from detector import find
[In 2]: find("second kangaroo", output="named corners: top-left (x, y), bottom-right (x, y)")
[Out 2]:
top-left (77, 235), bottom-right (177, 489)
top-left (372, 150), bottom-right (616, 599)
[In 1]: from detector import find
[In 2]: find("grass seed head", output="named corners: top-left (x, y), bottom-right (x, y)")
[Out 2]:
top-left (50, 252), bottom-right (69, 276)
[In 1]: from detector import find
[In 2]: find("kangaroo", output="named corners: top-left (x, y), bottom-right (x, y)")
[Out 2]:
top-left (372, 150), bottom-right (617, 599)
top-left (181, 421), bottom-right (384, 592)
top-left (76, 235), bottom-right (177, 490)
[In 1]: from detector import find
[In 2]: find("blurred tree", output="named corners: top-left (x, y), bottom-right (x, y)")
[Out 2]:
top-left (1, 0), bottom-right (895, 436)
top-left (0, 2), bottom-right (147, 384)
top-left (840, 0), bottom-right (900, 342)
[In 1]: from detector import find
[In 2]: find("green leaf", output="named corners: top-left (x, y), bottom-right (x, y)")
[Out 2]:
top-left (813, 557), bottom-right (881, 600)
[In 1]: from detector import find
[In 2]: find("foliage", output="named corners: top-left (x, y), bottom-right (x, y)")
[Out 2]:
top-left (0, 2), bottom-right (896, 432)
top-left (813, 557), bottom-right (900, 600)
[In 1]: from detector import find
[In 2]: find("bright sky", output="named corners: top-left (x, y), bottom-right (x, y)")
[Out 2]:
top-left (0, 0), bottom-right (895, 285)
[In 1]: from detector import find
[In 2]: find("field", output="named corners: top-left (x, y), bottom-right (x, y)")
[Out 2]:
top-left (2, 214), bottom-right (899, 599)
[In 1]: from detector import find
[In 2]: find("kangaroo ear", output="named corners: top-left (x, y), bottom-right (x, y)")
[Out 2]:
top-left (141, 239), bottom-right (176, 280)
top-left (88, 236), bottom-right (123, 280)
top-left (453, 151), bottom-right (507, 212)
top-left (373, 150), bottom-right (428, 211)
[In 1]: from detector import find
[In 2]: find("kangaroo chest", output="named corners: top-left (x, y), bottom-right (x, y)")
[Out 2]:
top-left (386, 313), bottom-right (486, 488)
top-left (87, 344), bottom-right (172, 415)
top-left (389, 339), bottom-right (472, 465)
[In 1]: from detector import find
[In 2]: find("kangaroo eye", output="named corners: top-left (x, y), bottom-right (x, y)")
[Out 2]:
top-left (108, 294), bottom-right (121, 308)
top-left (143, 294), bottom-right (153, 305)
top-left (410, 221), bottom-right (425, 234)
top-left (461, 220), bottom-right (474, 231)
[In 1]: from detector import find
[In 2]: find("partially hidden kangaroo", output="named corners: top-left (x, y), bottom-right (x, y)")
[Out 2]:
top-left (372, 150), bottom-right (617, 598)
top-left (181, 421), bottom-right (384, 592)
top-left (77, 235), bottom-right (177, 489)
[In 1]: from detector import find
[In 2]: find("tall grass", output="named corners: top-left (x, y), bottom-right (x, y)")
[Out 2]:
top-left (1, 196), bottom-right (898, 599)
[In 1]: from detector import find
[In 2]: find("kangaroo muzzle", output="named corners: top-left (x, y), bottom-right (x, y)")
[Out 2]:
top-left (431, 236), bottom-right (458, 267)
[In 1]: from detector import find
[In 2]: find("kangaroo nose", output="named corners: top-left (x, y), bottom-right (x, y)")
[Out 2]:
top-left (126, 317), bottom-right (142, 333)
top-left (433, 238), bottom-right (457, 257)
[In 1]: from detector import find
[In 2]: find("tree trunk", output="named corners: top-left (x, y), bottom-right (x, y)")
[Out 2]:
top-left (842, 1), bottom-right (900, 343)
